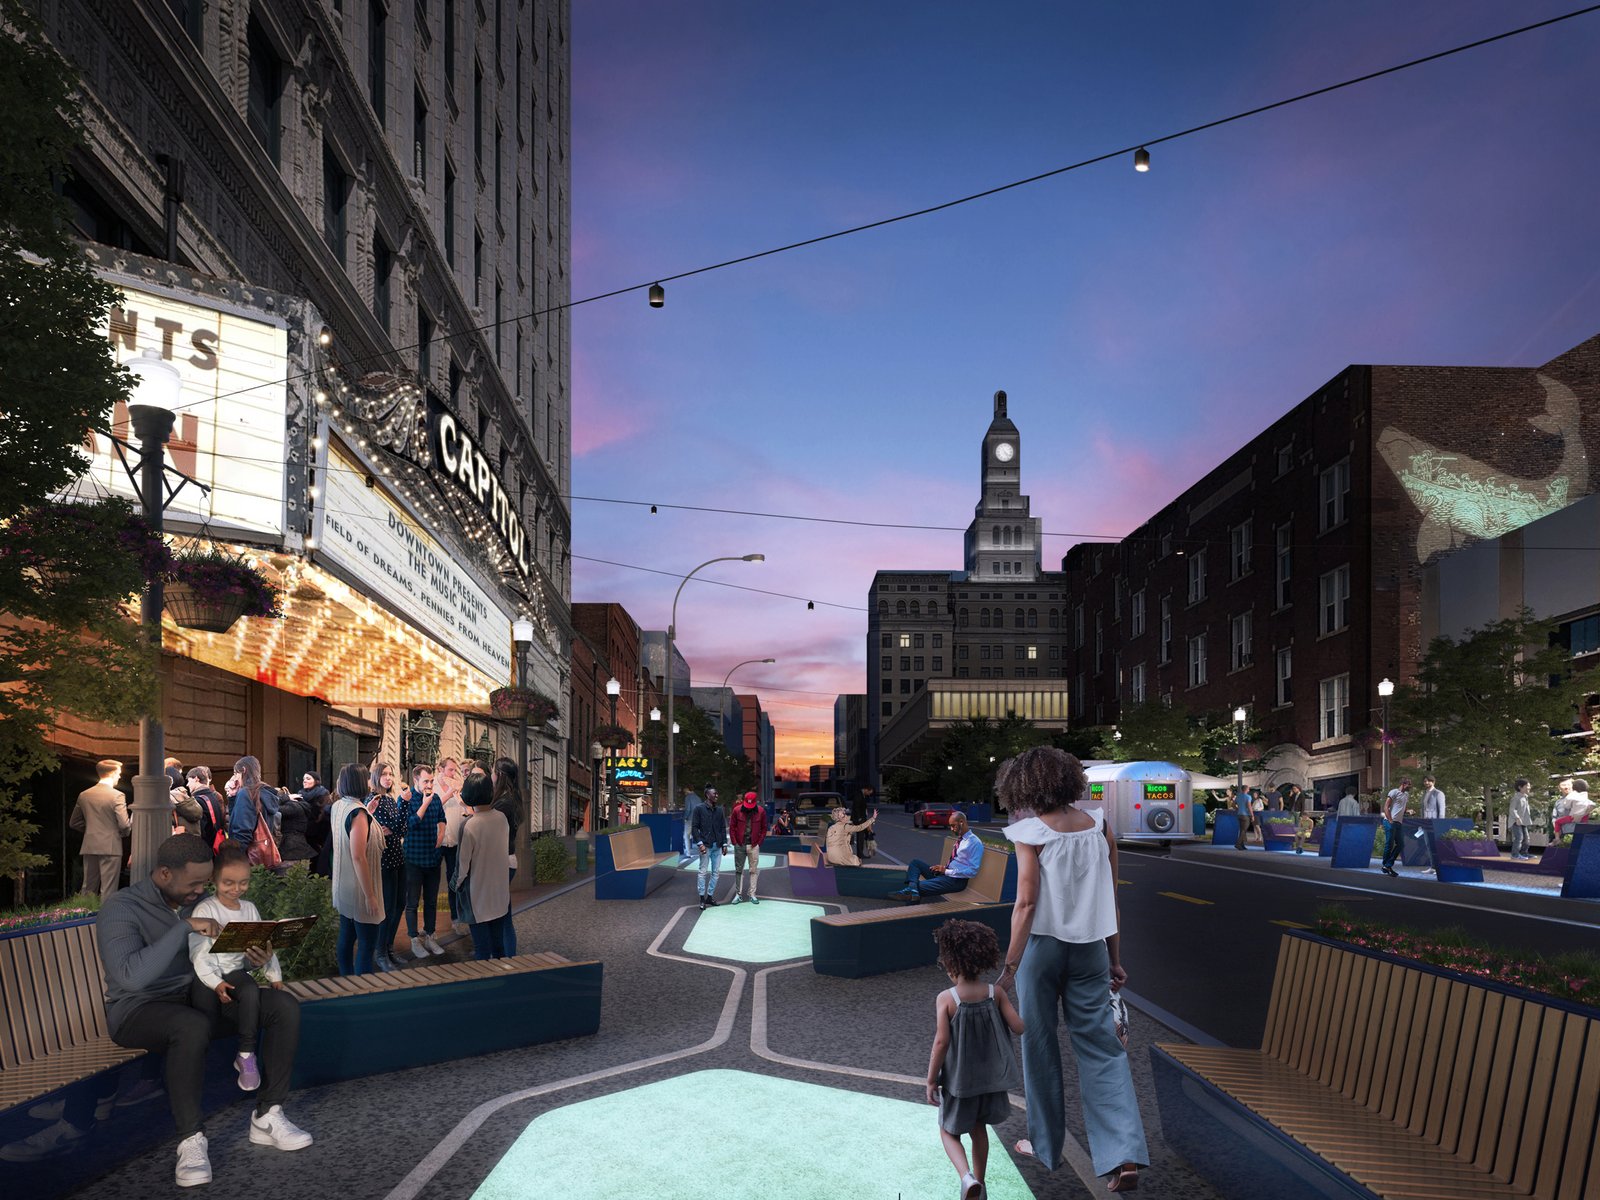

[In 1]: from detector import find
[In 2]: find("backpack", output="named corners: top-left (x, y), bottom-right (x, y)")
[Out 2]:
top-left (194, 788), bottom-right (226, 854)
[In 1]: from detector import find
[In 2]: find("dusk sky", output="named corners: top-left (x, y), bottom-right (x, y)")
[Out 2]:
top-left (567, 1), bottom-right (1600, 771)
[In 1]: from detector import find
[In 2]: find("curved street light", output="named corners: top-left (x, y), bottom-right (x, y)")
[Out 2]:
top-left (667, 555), bottom-right (764, 817)
top-left (721, 657), bottom-right (776, 689)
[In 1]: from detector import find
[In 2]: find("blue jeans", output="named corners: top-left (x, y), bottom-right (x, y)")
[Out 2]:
top-left (697, 844), bottom-right (723, 895)
top-left (380, 866), bottom-right (404, 956)
top-left (469, 912), bottom-right (514, 959)
top-left (1017, 934), bottom-right (1148, 1176)
top-left (904, 860), bottom-right (969, 897)
top-left (337, 915), bottom-right (380, 975)
top-left (1382, 819), bottom-right (1403, 869)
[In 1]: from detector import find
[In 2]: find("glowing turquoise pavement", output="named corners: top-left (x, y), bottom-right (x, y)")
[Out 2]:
top-left (682, 897), bottom-right (823, 962)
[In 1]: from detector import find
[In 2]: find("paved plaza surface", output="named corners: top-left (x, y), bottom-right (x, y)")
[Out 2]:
top-left (58, 813), bottom-right (1592, 1200)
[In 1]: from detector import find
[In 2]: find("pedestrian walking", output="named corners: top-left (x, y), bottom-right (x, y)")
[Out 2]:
top-left (1419, 775), bottom-right (1447, 873)
top-left (1509, 777), bottom-right (1533, 860)
top-left (454, 773), bottom-right (513, 959)
top-left (925, 919), bottom-right (1024, 1200)
top-left (331, 764), bottom-right (384, 975)
top-left (71, 759), bottom-right (130, 899)
top-left (1232, 786), bottom-right (1253, 851)
top-left (728, 790), bottom-right (767, 904)
top-left (1381, 778), bottom-right (1412, 876)
top-left (997, 746), bottom-right (1148, 1190)
top-left (691, 790), bottom-right (730, 909)
top-left (401, 764), bottom-right (447, 958)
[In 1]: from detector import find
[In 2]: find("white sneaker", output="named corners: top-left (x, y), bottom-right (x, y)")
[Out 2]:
top-left (423, 934), bottom-right (446, 955)
top-left (729, 894), bottom-right (743, 905)
top-left (249, 1106), bottom-right (313, 1151)
top-left (411, 936), bottom-right (429, 959)
top-left (960, 1170), bottom-right (982, 1200)
top-left (175, 1131), bottom-right (211, 1187)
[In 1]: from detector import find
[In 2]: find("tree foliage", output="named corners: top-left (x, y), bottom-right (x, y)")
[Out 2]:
top-left (1099, 700), bottom-right (1268, 778)
top-left (0, 4), bottom-right (149, 886)
top-left (638, 701), bottom-right (756, 808)
top-left (1392, 609), bottom-right (1586, 821)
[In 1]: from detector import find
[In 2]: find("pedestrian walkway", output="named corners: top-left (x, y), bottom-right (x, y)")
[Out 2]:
top-left (55, 831), bottom-right (1219, 1200)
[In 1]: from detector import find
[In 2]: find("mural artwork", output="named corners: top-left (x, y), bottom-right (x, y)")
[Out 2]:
top-left (1377, 374), bottom-right (1588, 562)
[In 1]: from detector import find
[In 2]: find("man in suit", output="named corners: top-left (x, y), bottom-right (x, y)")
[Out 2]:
top-left (71, 759), bottom-right (130, 898)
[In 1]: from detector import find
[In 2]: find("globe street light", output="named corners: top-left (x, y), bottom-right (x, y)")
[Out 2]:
top-left (127, 349), bottom-right (183, 883)
top-left (1378, 678), bottom-right (1395, 796)
top-left (668, 555), bottom-right (763, 822)
top-left (1232, 706), bottom-right (1248, 800)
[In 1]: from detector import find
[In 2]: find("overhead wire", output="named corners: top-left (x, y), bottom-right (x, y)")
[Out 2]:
top-left (166, 3), bottom-right (1600, 416)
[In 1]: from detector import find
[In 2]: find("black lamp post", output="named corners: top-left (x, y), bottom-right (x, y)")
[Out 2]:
top-left (1378, 678), bottom-right (1395, 796)
top-left (513, 617), bottom-right (534, 867)
top-left (127, 350), bottom-right (183, 884)
top-left (1232, 706), bottom-right (1248, 801)
top-left (605, 676), bottom-right (621, 827)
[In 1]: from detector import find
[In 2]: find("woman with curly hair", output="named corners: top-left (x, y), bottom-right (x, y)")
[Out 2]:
top-left (998, 746), bottom-right (1147, 1192)
top-left (926, 919), bottom-right (1025, 1200)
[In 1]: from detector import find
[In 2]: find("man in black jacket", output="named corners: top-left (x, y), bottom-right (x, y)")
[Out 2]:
top-left (690, 792), bottom-right (730, 909)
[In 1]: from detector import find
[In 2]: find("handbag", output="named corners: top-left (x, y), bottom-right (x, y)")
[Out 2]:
top-left (452, 857), bottom-right (475, 925)
top-left (248, 791), bottom-right (282, 868)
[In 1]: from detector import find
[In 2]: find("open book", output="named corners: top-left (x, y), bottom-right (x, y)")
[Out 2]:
top-left (207, 915), bottom-right (320, 954)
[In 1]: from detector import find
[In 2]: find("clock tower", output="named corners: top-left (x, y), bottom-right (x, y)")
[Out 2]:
top-left (965, 390), bottom-right (1042, 581)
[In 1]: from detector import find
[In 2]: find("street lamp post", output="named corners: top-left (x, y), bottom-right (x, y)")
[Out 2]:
top-left (667, 555), bottom-right (763, 825)
top-left (720, 657), bottom-right (775, 689)
top-left (127, 350), bottom-right (183, 884)
top-left (605, 676), bottom-right (621, 828)
top-left (513, 618), bottom-right (534, 870)
top-left (1378, 678), bottom-right (1395, 797)
top-left (1232, 706), bottom-right (1248, 800)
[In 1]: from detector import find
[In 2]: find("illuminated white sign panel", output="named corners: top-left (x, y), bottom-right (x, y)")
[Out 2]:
top-left (78, 278), bottom-right (289, 538)
top-left (318, 443), bottom-right (514, 683)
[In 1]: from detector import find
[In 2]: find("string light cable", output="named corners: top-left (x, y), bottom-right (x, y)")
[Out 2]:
top-left (169, 2), bottom-right (1600, 415)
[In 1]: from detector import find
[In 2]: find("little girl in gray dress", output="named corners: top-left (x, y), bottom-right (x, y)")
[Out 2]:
top-left (926, 919), bottom-right (1026, 1200)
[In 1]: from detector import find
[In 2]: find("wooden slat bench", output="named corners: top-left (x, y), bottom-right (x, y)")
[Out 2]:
top-left (594, 826), bottom-right (676, 899)
top-left (286, 951), bottom-right (602, 1088)
top-left (810, 844), bottom-right (1014, 978)
top-left (1151, 931), bottom-right (1600, 1200)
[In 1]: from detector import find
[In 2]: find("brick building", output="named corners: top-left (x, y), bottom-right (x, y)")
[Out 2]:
top-left (1062, 331), bottom-right (1600, 803)
top-left (570, 602), bottom-right (654, 826)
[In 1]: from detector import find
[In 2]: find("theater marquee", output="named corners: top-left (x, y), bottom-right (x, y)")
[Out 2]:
top-left (426, 394), bottom-right (533, 578)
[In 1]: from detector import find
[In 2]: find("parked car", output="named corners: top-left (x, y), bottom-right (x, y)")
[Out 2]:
top-left (913, 803), bottom-right (957, 830)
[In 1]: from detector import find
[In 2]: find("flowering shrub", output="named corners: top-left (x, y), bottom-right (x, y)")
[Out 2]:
top-left (1315, 907), bottom-right (1599, 1008)
top-left (1443, 827), bottom-right (1492, 840)
top-left (0, 893), bottom-right (101, 935)
top-left (593, 723), bottom-right (632, 750)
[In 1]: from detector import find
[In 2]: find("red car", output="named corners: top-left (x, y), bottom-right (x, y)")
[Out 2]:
top-left (913, 804), bottom-right (958, 829)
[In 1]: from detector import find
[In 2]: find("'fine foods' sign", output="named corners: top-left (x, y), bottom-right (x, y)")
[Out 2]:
top-left (425, 394), bottom-right (532, 579)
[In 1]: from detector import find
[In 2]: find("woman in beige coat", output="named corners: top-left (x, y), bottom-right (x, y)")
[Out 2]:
top-left (824, 806), bottom-right (876, 866)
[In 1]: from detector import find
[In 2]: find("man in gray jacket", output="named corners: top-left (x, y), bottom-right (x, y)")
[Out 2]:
top-left (70, 759), bottom-right (130, 898)
top-left (98, 835), bottom-right (311, 1187)
top-left (1509, 777), bottom-right (1534, 860)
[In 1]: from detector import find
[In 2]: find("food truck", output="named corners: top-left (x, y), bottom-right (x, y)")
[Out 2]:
top-left (1081, 761), bottom-right (1205, 842)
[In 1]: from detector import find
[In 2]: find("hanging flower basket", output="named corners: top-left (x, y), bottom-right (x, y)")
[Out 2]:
top-left (489, 687), bottom-right (559, 724)
top-left (1354, 727), bottom-right (1400, 751)
top-left (594, 723), bottom-right (632, 751)
top-left (165, 549), bottom-right (282, 633)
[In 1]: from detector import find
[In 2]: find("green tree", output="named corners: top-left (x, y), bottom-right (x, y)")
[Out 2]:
top-left (638, 702), bottom-right (756, 810)
top-left (0, 3), bottom-right (150, 895)
top-left (1101, 700), bottom-right (1207, 769)
top-left (931, 715), bottom-right (1055, 805)
top-left (1392, 609), bottom-right (1586, 825)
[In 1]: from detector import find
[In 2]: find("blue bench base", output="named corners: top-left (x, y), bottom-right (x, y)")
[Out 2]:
top-left (594, 862), bottom-right (675, 899)
top-left (1151, 1046), bottom-right (1381, 1200)
top-left (832, 864), bottom-right (906, 898)
top-left (811, 903), bottom-right (1013, 978)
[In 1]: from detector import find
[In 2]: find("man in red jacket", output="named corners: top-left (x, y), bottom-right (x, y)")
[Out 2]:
top-left (728, 791), bottom-right (768, 905)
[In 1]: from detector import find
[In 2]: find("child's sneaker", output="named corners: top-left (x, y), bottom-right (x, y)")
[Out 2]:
top-left (234, 1051), bottom-right (261, 1091)
top-left (960, 1170), bottom-right (982, 1199)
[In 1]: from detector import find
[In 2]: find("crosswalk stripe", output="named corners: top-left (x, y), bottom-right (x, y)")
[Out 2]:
top-left (1157, 891), bottom-right (1212, 905)
top-left (1117, 879), bottom-right (1132, 886)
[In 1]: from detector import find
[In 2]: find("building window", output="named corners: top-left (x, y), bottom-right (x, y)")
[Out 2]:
top-left (1027, 608), bottom-right (1038, 628)
top-left (958, 608), bottom-right (969, 628)
top-left (1319, 564), bottom-right (1350, 635)
top-left (900, 656), bottom-right (910, 671)
top-left (1320, 457), bottom-right (1350, 531)
top-left (932, 656), bottom-right (942, 671)
top-left (957, 666), bottom-right (969, 678)
top-left (1048, 608), bottom-right (1060, 629)
top-left (957, 645), bottom-right (968, 660)
top-left (1131, 662), bottom-right (1146, 704)
top-left (322, 143), bottom-right (347, 263)
top-left (1187, 549), bottom-right (1207, 604)
top-left (1187, 634), bottom-right (1207, 688)
top-left (473, 229), bottom-right (483, 305)
top-left (473, 61), bottom-right (484, 172)
top-left (880, 634), bottom-right (890, 648)
top-left (443, 164), bottom-right (456, 265)
top-left (1160, 532), bottom-right (1172, 558)
top-left (168, 0), bottom-right (203, 46)
top-left (980, 646), bottom-right (991, 661)
top-left (1319, 674), bottom-right (1350, 740)
top-left (443, 0), bottom-right (456, 86)
top-left (899, 679), bottom-right (911, 695)
top-left (880, 656), bottom-right (890, 673)
top-left (882, 701), bottom-right (892, 717)
top-left (1015, 607), bottom-right (1025, 628)
top-left (1131, 589), bottom-right (1145, 637)
top-left (1073, 605), bottom-right (1084, 648)
top-left (1564, 613), bottom-right (1600, 655)
top-left (368, 1), bottom-right (387, 119)
top-left (899, 633), bottom-right (911, 648)
top-left (1231, 611), bottom-right (1252, 670)
top-left (1027, 645), bottom-right (1038, 660)
top-left (1275, 523), bottom-right (1292, 608)
top-left (980, 609), bottom-right (991, 629)
top-left (372, 236), bottom-right (392, 331)
top-left (1159, 596), bottom-right (1172, 664)
top-left (913, 633), bottom-right (925, 648)
top-left (992, 562), bottom-right (1000, 574)
top-left (932, 634), bottom-right (942, 648)
top-left (416, 304), bottom-right (433, 377)
top-left (246, 17), bottom-right (283, 164)
top-left (1094, 614), bottom-right (1103, 669)
top-left (413, 87), bottom-right (428, 180)
top-left (1275, 646), bottom-right (1292, 706)
top-left (1231, 519), bottom-right (1252, 580)
top-left (913, 656), bottom-right (924, 672)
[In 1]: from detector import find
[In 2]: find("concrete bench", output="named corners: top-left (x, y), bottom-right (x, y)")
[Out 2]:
top-left (1153, 931), bottom-right (1600, 1200)
top-left (594, 826), bottom-right (676, 899)
top-left (810, 847), bottom-right (1013, 978)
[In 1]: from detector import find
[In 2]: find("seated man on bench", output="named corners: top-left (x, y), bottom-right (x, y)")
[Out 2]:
top-left (99, 834), bottom-right (312, 1188)
top-left (891, 812), bottom-right (983, 904)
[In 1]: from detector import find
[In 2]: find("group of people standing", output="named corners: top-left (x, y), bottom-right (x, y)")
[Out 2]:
top-left (680, 785), bottom-right (769, 908)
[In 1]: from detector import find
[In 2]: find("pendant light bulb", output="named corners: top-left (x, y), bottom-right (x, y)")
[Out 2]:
top-left (1134, 147), bottom-right (1150, 173)
top-left (648, 282), bottom-right (665, 308)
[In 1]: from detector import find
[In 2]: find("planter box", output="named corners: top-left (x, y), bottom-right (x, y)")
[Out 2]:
top-left (1260, 820), bottom-right (1298, 851)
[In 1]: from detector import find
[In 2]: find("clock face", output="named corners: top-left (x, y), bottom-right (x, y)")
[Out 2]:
top-left (994, 442), bottom-right (1015, 463)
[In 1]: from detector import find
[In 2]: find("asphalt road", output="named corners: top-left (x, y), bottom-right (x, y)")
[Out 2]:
top-left (870, 810), bottom-right (1595, 1049)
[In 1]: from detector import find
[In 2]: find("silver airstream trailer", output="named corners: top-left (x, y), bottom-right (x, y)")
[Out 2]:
top-left (1081, 761), bottom-right (1200, 842)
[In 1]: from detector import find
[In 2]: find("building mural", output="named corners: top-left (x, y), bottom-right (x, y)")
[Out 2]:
top-left (1377, 374), bottom-right (1588, 562)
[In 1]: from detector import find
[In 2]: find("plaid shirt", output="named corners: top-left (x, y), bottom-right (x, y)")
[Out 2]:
top-left (401, 789), bottom-right (446, 867)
